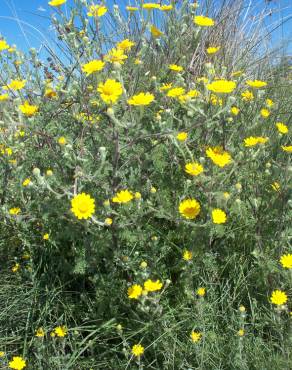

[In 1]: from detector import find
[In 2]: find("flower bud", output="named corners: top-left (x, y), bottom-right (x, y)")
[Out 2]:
top-left (235, 183), bottom-right (242, 191)
top-left (33, 168), bottom-right (41, 176)
top-left (140, 261), bottom-right (147, 269)
top-left (113, 62), bottom-right (122, 71)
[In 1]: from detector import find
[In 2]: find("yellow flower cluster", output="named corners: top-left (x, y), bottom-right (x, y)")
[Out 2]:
top-left (128, 279), bottom-right (163, 299)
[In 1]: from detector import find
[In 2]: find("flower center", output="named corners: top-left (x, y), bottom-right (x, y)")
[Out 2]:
top-left (78, 202), bottom-right (89, 213)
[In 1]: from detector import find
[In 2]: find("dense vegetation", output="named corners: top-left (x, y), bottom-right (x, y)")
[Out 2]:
top-left (0, 1), bottom-right (291, 369)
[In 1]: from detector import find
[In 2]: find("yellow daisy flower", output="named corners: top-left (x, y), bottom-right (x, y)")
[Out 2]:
top-left (184, 162), bottom-right (204, 176)
top-left (194, 15), bottom-right (214, 27)
top-left (280, 254), bottom-right (292, 269)
top-left (131, 344), bottom-right (144, 357)
top-left (179, 198), bottom-right (201, 220)
top-left (190, 331), bottom-right (202, 343)
top-left (206, 80), bottom-right (236, 94)
top-left (81, 60), bottom-right (105, 76)
top-left (48, 0), bottom-right (67, 6)
top-left (71, 193), bottom-right (95, 220)
top-left (112, 190), bottom-right (134, 203)
top-left (270, 290), bottom-right (288, 305)
top-left (128, 92), bottom-right (154, 106)
top-left (212, 209), bottom-right (227, 224)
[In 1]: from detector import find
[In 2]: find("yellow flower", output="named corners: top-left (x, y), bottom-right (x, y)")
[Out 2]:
top-left (231, 70), bottom-right (244, 77)
top-left (98, 79), bottom-right (123, 105)
top-left (194, 15), bottom-right (214, 27)
top-left (35, 328), bottom-right (45, 337)
top-left (212, 209), bottom-right (227, 224)
top-left (271, 182), bottom-right (280, 192)
top-left (244, 136), bottom-right (269, 147)
top-left (22, 253), bottom-right (30, 260)
top-left (44, 88), bottom-right (58, 99)
top-left (0, 351), bottom-right (5, 357)
top-left (169, 64), bottom-right (184, 72)
top-left (48, 0), bottom-right (66, 6)
top-left (58, 136), bottom-right (67, 145)
top-left (210, 94), bottom-right (223, 106)
top-left (167, 87), bottom-right (185, 98)
top-left (206, 46), bottom-right (220, 54)
top-left (7, 79), bottom-right (26, 90)
top-left (150, 25), bottom-right (164, 38)
top-left (43, 233), bottom-right (49, 240)
top-left (9, 207), bottom-right (21, 215)
top-left (281, 145), bottom-right (292, 152)
top-left (197, 76), bottom-right (208, 84)
top-left (238, 329), bottom-right (245, 337)
top-left (176, 132), bottom-right (188, 141)
top-left (0, 93), bottom-right (9, 101)
top-left (134, 58), bottom-right (142, 65)
top-left (223, 192), bottom-right (230, 199)
top-left (112, 190), bottom-right (134, 203)
top-left (206, 146), bottom-right (232, 167)
top-left (46, 169), bottom-right (53, 176)
top-left (190, 331), bottom-right (202, 343)
top-left (71, 193), bottom-right (95, 220)
top-left (266, 98), bottom-right (274, 107)
top-left (197, 287), bottom-right (206, 296)
top-left (104, 217), bottom-right (113, 226)
top-left (5, 147), bottom-right (13, 156)
top-left (12, 263), bottom-right (20, 273)
top-left (22, 178), bottom-right (31, 187)
top-left (246, 80), bottom-right (267, 88)
top-left (126, 6), bottom-right (138, 12)
top-left (260, 108), bottom-right (270, 118)
top-left (183, 250), bottom-right (193, 261)
top-left (160, 4), bottom-right (173, 11)
top-left (241, 90), bottom-right (254, 101)
top-left (128, 284), bottom-right (143, 299)
top-left (187, 89), bottom-right (200, 98)
top-left (280, 254), bottom-right (292, 269)
top-left (230, 106), bottom-right (240, 116)
top-left (150, 186), bottom-right (157, 193)
top-left (270, 290), bottom-right (288, 305)
top-left (54, 326), bottom-right (67, 337)
top-left (87, 4), bottom-right (107, 17)
top-left (206, 80), bottom-right (236, 94)
top-left (143, 3), bottom-right (161, 10)
top-left (19, 101), bottom-right (38, 117)
top-left (179, 198), bottom-right (201, 220)
top-left (132, 344), bottom-right (144, 357)
top-left (144, 279), bottom-right (163, 292)
top-left (116, 39), bottom-right (135, 52)
top-left (135, 192), bottom-right (142, 200)
top-left (105, 48), bottom-right (127, 64)
top-left (0, 39), bottom-right (9, 51)
top-left (128, 92), bottom-right (154, 106)
top-left (82, 60), bottom-right (105, 76)
top-left (184, 162), bottom-right (204, 176)
top-left (8, 356), bottom-right (26, 370)
top-left (276, 122), bottom-right (288, 134)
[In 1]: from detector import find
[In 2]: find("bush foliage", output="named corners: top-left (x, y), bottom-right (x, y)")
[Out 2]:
top-left (0, 0), bottom-right (291, 369)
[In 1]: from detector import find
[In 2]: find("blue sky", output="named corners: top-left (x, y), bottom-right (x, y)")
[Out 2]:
top-left (0, 0), bottom-right (291, 55)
